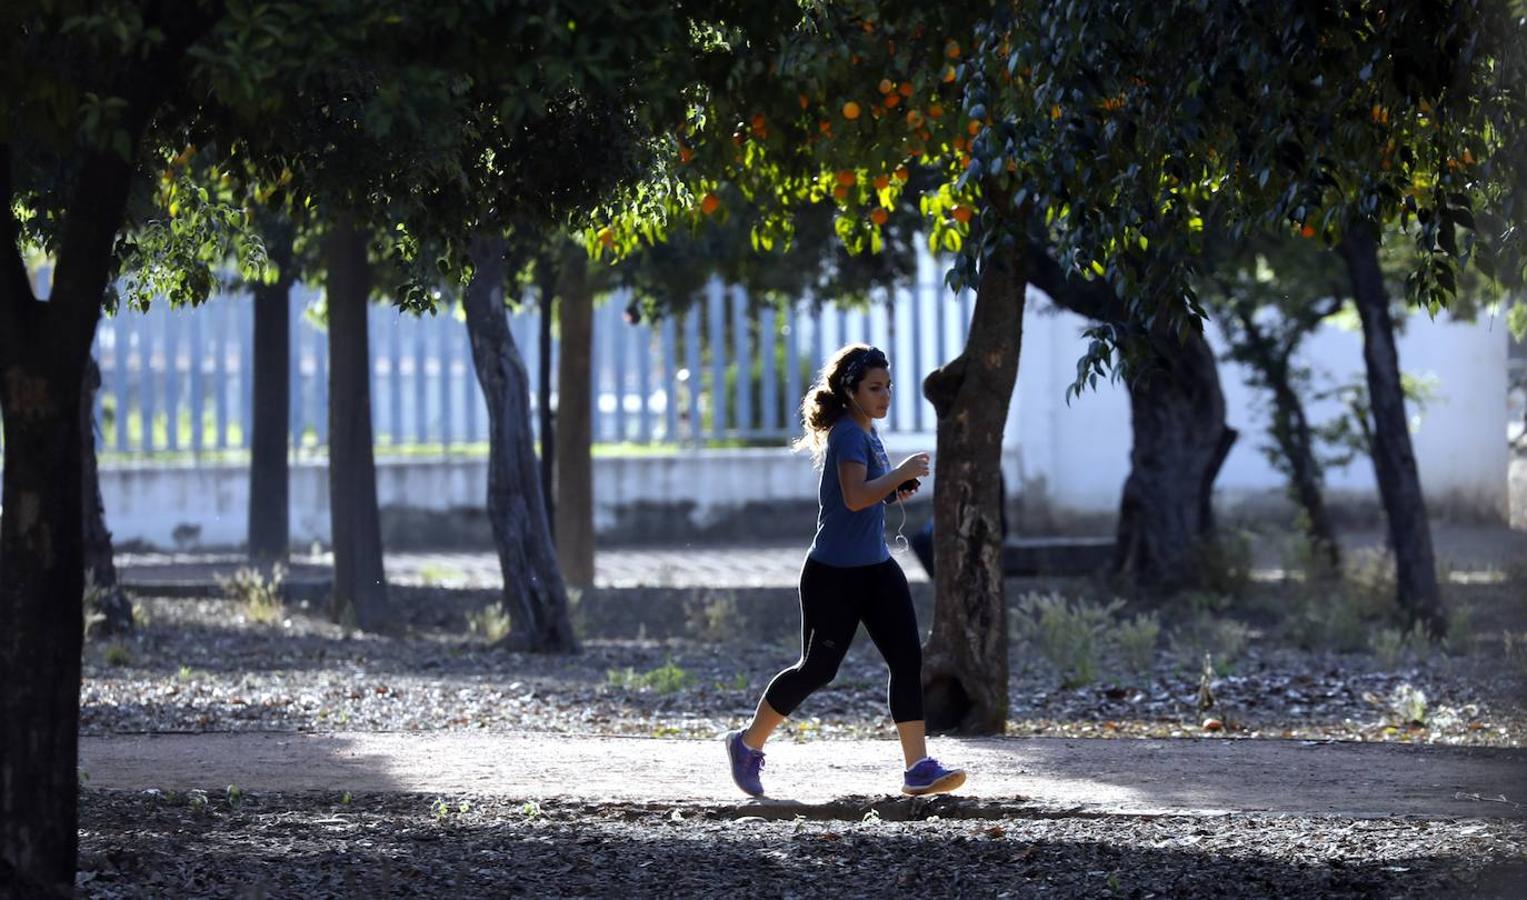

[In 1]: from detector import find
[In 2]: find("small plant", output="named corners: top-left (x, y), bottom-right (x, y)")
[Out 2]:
top-left (521, 800), bottom-right (541, 819)
top-left (686, 589), bottom-right (742, 641)
top-left (226, 784), bottom-right (245, 810)
top-left (216, 564), bottom-right (285, 625)
top-left (188, 789), bottom-right (209, 813)
top-left (606, 659), bottom-right (696, 694)
top-left (1386, 683), bottom-right (1428, 727)
top-left (466, 605), bottom-right (512, 643)
top-left (82, 570), bottom-right (107, 638)
top-left (1112, 612), bottom-right (1161, 680)
top-left (103, 643), bottom-right (132, 667)
top-left (177, 664), bottom-right (195, 683)
top-left (1370, 626), bottom-right (1428, 669)
top-left (431, 797), bottom-right (450, 819)
top-left (1443, 602), bottom-right (1476, 656)
top-left (1013, 592), bottom-right (1121, 688)
top-left (339, 791), bottom-right (353, 806)
top-left (418, 562), bottom-right (466, 587)
top-left (1168, 617), bottom-right (1250, 673)
top-left (1502, 630), bottom-right (1527, 678)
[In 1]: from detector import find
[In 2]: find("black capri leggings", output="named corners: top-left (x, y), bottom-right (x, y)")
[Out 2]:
top-left (763, 556), bottom-right (924, 723)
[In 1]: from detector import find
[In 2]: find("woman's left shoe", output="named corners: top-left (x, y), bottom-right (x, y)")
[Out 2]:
top-left (902, 757), bottom-right (966, 796)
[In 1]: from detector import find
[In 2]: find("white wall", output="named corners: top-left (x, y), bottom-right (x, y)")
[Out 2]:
top-left (1007, 290), bottom-right (1510, 521)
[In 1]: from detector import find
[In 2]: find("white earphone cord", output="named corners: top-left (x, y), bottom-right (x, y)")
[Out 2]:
top-left (893, 491), bottom-right (909, 554)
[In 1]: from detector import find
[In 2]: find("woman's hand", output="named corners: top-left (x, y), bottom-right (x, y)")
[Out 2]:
top-left (895, 453), bottom-right (931, 480)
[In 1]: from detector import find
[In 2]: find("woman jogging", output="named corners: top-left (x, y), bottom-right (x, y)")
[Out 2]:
top-left (724, 343), bottom-right (966, 798)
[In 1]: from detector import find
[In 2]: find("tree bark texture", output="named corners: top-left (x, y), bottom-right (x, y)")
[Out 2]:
top-left (920, 238), bottom-right (1025, 735)
top-left (1027, 247), bottom-right (1236, 596)
top-left (1338, 227), bottom-right (1445, 635)
top-left (554, 250), bottom-right (595, 588)
top-left (247, 225), bottom-right (296, 572)
top-left (462, 237), bottom-right (578, 652)
top-left (323, 219), bottom-right (393, 632)
top-left (1, 142), bottom-right (133, 894)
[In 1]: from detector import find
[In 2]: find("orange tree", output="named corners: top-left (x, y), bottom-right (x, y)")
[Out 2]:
top-left (1013, 0), bottom-right (1527, 634)
top-left (600, 0), bottom-right (1527, 725)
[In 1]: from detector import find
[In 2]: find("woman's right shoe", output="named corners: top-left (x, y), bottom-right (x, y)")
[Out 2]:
top-left (723, 730), bottom-right (766, 797)
top-left (902, 757), bottom-right (966, 795)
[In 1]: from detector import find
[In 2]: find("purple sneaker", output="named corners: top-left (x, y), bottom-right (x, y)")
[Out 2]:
top-left (723, 730), bottom-right (766, 797)
top-left (902, 757), bottom-right (966, 796)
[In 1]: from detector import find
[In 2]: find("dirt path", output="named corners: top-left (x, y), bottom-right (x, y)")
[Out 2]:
top-left (79, 732), bottom-right (1527, 819)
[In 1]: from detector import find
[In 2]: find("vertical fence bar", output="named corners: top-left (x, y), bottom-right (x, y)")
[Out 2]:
top-left (732, 286), bottom-right (750, 437)
top-left (163, 307), bottom-right (180, 452)
top-left (238, 296), bottom-right (253, 450)
top-left (612, 294), bottom-right (627, 443)
top-left (811, 303), bottom-right (824, 378)
top-left (214, 300), bottom-right (230, 450)
top-left (685, 306), bottom-right (701, 445)
top-left (707, 279), bottom-right (727, 439)
top-left (661, 315), bottom-right (678, 442)
top-left (908, 286), bottom-right (923, 432)
top-left (114, 315), bottom-right (131, 452)
top-left (637, 315), bottom-right (653, 443)
top-left (959, 286), bottom-right (972, 344)
top-left (437, 309), bottom-right (453, 451)
top-left (141, 307), bottom-right (158, 453)
top-left (188, 311), bottom-right (203, 457)
top-left (760, 305), bottom-right (777, 436)
top-left (413, 313), bottom-right (429, 445)
top-left (462, 309), bottom-right (478, 446)
top-left (316, 304), bottom-right (330, 448)
top-left (785, 302), bottom-right (801, 436)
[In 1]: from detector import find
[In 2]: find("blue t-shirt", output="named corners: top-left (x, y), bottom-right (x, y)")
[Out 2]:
top-left (808, 418), bottom-right (892, 567)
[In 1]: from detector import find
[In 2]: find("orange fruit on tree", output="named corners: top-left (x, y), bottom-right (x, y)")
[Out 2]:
top-left (906, 109), bottom-right (924, 128)
top-left (894, 165), bottom-right (910, 181)
top-left (951, 205), bottom-right (973, 224)
top-left (870, 207), bottom-right (889, 226)
top-left (1300, 224), bottom-right (1316, 239)
top-left (943, 65), bottom-right (957, 83)
top-left (799, 93), bottom-right (810, 110)
top-left (678, 146), bottom-right (694, 164)
top-left (819, 119), bottom-right (833, 135)
top-left (879, 78), bottom-right (895, 94)
top-left (899, 81), bottom-right (913, 97)
top-left (842, 101), bottom-right (862, 120)
top-left (873, 174), bottom-right (891, 190)
top-left (598, 227), bottom-right (615, 249)
top-left (701, 193), bottom-right (721, 215)
top-left (836, 169), bottom-right (857, 187)
top-left (968, 119), bottom-right (983, 136)
top-left (883, 93), bottom-right (901, 109)
top-left (833, 184), bottom-right (850, 200)
top-left (928, 104), bottom-right (944, 119)
top-left (751, 113), bottom-right (766, 130)
top-left (945, 40), bottom-right (961, 59)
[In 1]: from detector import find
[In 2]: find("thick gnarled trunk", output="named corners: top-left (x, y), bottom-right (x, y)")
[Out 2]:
top-left (323, 219), bottom-right (392, 632)
top-left (1027, 246), bottom-right (1235, 595)
top-left (921, 239), bottom-right (1025, 735)
top-left (462, 237), bottom-right (577, 652)
top-left (247, 224), bottom-right (296, 572)
top-left (1339, 227), bottom-right (1444, 635)
top-left (1113, 329), bottom-right (1236, 593)
top-left (554, 249), bottom-right (595, 588)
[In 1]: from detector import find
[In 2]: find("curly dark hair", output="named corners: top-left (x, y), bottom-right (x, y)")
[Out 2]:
top-left (792, 344), bottom-right (889, 468)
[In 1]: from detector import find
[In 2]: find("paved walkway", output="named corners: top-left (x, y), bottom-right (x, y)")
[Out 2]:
top-left (79, 732), bottom-right (1527, 819)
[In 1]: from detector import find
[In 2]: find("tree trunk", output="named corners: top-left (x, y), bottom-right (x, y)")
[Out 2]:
top-left (323, 219), bottom-right (392, 632)
top-left (537, 262), bottom-right (557, 539)
top-left (1, 143), bottom-right (131, 895)
top-left (1338, 227), bottom-right (1445, 635)
top-left (920, 238), bottom-right (1025, 735)
top-left (247, 225), bottom-right (296, 573)
top-left (1026, 246), bottom-right (1235, 595)
top-left (554, 248), bottom-right (595, 588)
top-left (462, 237), bottom-right (578, 652)
top-left (81, 354), bottom-right (132, 636)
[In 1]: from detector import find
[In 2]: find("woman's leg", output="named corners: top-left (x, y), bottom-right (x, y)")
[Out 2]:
top-left (859, 559), bottom-right (928, 768)
top-left (745, 558), bottom-right (858, 749)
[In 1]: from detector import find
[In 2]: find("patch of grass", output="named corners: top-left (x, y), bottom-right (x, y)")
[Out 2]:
top-left (686, 589), bottom-right (741, 641)
top-left (1012, 591), bottom-right (1121, 688)
top-left (216, 564), bottom-right (285, 626)
top-left (418, 562), bottom-right (467, 587)
top-left (1168, 617), bottom-right (1251, 673)
top-left (466, 605), bottom-right (512, 643)
top-left (1370, 625), bottom-right (1429, 670)
top-left (1113, 612), bottom-right (1161, 681)
top-left (1192, 530), bottom-right (1255, 599)
top-left (103, 643), bottom-right (132, 667)
top-left (607, 658), bottom-right (696, 694)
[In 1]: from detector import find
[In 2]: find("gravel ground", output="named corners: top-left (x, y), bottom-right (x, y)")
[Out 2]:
top-left (81, 593), bottom-right (1527, 746)
top-left (77, 791), bottom-right (1527, 898)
